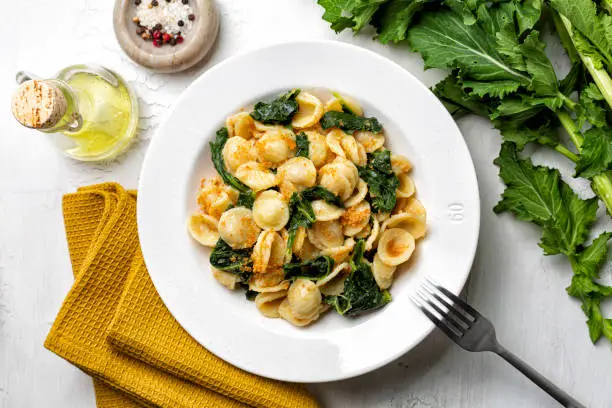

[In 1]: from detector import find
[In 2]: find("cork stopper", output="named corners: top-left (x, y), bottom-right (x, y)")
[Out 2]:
top-left (11, 80), bottom-right (67, 129)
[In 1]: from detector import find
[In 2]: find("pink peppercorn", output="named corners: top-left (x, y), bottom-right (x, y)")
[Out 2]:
top-left (177, 36), bottom-right (184, 44)
top-left (162, 33), bottom-right (171, 43)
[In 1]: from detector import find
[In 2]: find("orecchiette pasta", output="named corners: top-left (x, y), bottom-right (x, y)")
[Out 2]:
top-left (212, 267), bottom-right (241, 290)
top-left (226, 112), bottom-right (255, 139)
top-left (189, 89), bottom-right (427, 327)
top-left (312, 200), bottom-right (344, 221)
top-left (355, 131), bottom-right (385, 153)
top-left (222, 136), bottom-right (256, 174)
top-left (377, 228), bottom-right (415, 266)
top-left (255, 290), bottom-right (288, 318)
top-left (252, 190), bottom-right (290, 231)
top-left (187, 213), bottom-right (219, 247)
top-left (255, 127), bottom-right (296, 165)
top-left (291, 92), bottom-right (324, 129)
top-left (236, 161), bottom-right (278, 191)
top-left (218, 207), bottom-right (261, 249)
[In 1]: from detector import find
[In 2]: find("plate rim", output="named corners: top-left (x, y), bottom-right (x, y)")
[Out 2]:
top-left (138, 39), bottom-right (481, 383)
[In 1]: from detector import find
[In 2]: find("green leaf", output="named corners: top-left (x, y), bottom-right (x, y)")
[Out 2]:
top-left (408, 10), bottom-right (530, 84)
top-left (573, 232), bottom-right (612, 279)
top-left (575, 128), bottom-right (612, 178)
top-left (462, 80), bottom-right (521, 98)
top-left (283, 256), bottom-right (335, 281)
top-left (301, 186), bottom-right (344, 207)
top-left (494, 143), bottom-right (598, 255)
top-left (317, 0), bottom-right (357, 32)
top-left (372, 0), bottom-right (426, 44)
top-left (495, 116), bottom-right (559, 149)
top-left (236, 192), bottom-right (255, 209)
top-left (210, 239), bottom-right (253, 282)
top-left (209, 128), bottom-right (252, 194)
top-left (576, 83), bottom-right (608, 128)
top-left (433, 75), bottom-right (493, 118)
top-left (551, 0), bottom-right (612, 67)
top-left (250, 89), bottom-right (300, 125)
top-left (295, 132), bottom-right (310, 158)
top-left (351, 0), bottom-right (387, 31)
top-left (515, 0), bottom-right (543, 35)
top-left (358, 150), bottom-right (399, 212)
top-left (519, 31), bottom-right (560, 96)
top-left (320, 111), bottom-right (383, 133)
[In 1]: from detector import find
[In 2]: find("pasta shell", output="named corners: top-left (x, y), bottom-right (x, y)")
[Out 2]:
top-left (341, 201), bottom-right (371, 237)
top-left (222, 136), bottom-right (256, 174)
top-left (355, 131), bottom-right (385, 153)
top-left (278, 299), bottom-right (318, 327)
top-left (372, 253), bottom-right (397, 290)
top-left (304, 130), bottom-right (330, 168)
top-left (197, 177), bottom-right (238, 219)
top-left (365, 216), bottom-right (380, 251)
top-left (235, 161), bottom-right (278, 191)
top-left (344, 178), bottom-right (368, 208)
top-left (226, 112), bottom-right (255, 139)
top-left (318, 165), bottom-right (352, 201)
top-left (308, 220), bottom-right (344, 250)
top-left (211, 268), bottom-right (240, 290)
top-left (252, 190), bottom-right (290, 231)
top-left (324, 97), bottom-right (343, 113)
top-left (218, 207), bottom-right (261, 249)
top-left (321, 238), bottom-right (355, 264)
top-left (337, 93), bottom-right (363, 116)
top-left (255, 127), bottom-right (296, 165)
top-left (249, 269), bottom-right (289, 292)
top-left (393, 197), bottom-right (427, 223)
top-left (255, 290), bottom-right (288, 318)
top-left (391, 154), bottom-right (412, 175)
top-left (326, 129), bottom-right (346, 158)
top-left (377, 228), bottom-right (415, 266)
top-left (187, 213), bottom-right (219, 247)
top-left (312, 200), bottom-right (345, 221)
top-left (381, 213), bottom-right (427, 240)
top-left (278, 157), bottom-right (317, 192)
top-left (295, 235), bottom-right (320, 261)
top-left (396, 173), bottom-right (416, 198)
top-left (332, 157), bottom-right (359, 190)
top-left (340, 134), bottom-right (367, 167)
top-left (292, 92), bottom-right (325, 129)
top-left (287, 279), bottom-right (322, 320)
top-left (252, 230), bottom-right (285, 273)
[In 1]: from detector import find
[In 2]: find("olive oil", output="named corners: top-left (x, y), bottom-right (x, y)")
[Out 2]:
top-left (12, 65), bottom-right (139, 161)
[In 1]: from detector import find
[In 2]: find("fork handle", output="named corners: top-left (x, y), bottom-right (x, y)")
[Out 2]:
top-left (496, 347), bottom-right (585, 408)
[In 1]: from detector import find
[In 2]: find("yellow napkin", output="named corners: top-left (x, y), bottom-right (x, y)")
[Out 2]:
top-left (45, 183), bottom-right (318, 408)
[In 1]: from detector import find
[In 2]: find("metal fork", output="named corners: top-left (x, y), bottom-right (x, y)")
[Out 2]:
top-left (410, 278), bottom-right (586, 408)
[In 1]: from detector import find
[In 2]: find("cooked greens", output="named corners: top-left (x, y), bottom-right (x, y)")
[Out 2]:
top-left (301, 186), bottom-right (344, 208)
top-left (320, 111), bottom-right (383, 133)
top-left (325, 240), bottom-right (391, 316)
top-left (358, 150), bottom-right (399, 213)
top-left (250, 89), bottom-right (301, 125)
top-left (295, 132), bottom-right (310, 158)
top-left (209, 239), bottom-right (253, 283)
top-left (209, 127), bottom-right (255, 208)
top-left (283, 255), bottom-right (335, 281)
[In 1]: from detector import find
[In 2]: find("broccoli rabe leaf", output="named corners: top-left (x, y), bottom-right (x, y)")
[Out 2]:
top-left (250, 89), bottom-right (301, 125)
top-left (283, 256), bottom-right (335, 281)
top-left (575, 128), bottom-right (612, 179)
top-left (433, 75), bottom-right (493, 118)
top-left (358, 150), bottom-right (399, 213)
top-left (301, 186), bottom-right (344, 207)
top-left (320, 111), bottom-right (383, 133)
top-left (576, 83), bottom-right (609, 129)
top-left (295, 132), bottom-right (310, 158)
top-left (209, 239), bottom-right (253, 283)
top-left (566, 232), bottom-right (612, 343)
top-left (210, 128), bottom-right (252, 193)
top-left (326, 240), bottom-right (391, 316)
top-left (371, 0), bottom-right (426, 44)
top-left (236, 192), bottom-right (255, 209)
top-left (494, 143), bottom-right (598, 256)
top-left (285, 192), bottom-right (317, 259)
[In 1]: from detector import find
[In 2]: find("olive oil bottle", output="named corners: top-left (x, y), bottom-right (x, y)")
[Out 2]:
top-left (11, 65), bottom-right (139, 161)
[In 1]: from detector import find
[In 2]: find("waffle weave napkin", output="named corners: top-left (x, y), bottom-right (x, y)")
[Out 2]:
top-left (45, 182), bottom-right (318, 408)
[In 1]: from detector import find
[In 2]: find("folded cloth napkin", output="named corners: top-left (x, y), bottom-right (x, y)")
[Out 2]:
top-left (45, 183), bottom-right (318, 408)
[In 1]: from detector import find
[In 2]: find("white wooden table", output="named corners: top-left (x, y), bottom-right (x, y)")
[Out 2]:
top-left (2, 1), bottom-right (611, 407)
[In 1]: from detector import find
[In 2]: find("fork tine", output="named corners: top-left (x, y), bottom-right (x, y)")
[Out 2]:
top-left (415, 290), bottom-right (465, 335)
top-left (410, 295), bottom-right (461, 342)
top-left (426, 277), bottom-right (479, 318)
top-left (421, 282), bottom-right (473, 327)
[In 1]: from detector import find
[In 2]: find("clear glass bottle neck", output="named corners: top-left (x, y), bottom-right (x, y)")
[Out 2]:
top-left (15, 71), bottom-right (83, 133)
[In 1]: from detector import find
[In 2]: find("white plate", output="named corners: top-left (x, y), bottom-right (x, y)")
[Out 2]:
top-left (138, 41), bottom-right (480, 383)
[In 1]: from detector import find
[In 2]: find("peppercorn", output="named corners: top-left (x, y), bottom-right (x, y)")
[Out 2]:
top-left (177, 36), bottom-right (184, 44)
top-left (152, 30), bottom-right (162, 39)
top-left (162, 33), bottom-right (171, 43)
top-left (170, 38), bottom-right (178, 46)
top-left (177, 20), bottom-right (184, 27)
top-left (136, 26), bottom-right (146, 35)
top-left (151, 0), bottom-right (158, 6)
top-left (141, 31), bottom-right (151, 40)
top-left (182, 0), bottom-right (189, 4)
top-left (135, 0), bottom-right (141, 4)
top-left (188, 14), bottom-right (195, 21)
top-left (154, 23), bottom-right (162, 31)
top-left (153, 39), bottom-right (162, 47)
top-left (133, 17), bottom-right (140, 24)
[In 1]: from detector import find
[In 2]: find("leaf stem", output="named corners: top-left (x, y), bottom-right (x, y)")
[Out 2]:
top-left (592, 175), bottom-right (612, 216)
top-left (554, 144), bottom-right (579, 162)
top-left (560, 93), bottom-right (576, 110)
top-left (556, 111), bottom-right (584, 148)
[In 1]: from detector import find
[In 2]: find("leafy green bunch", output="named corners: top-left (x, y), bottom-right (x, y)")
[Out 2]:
top-left (317, 0), bottom-right (612, 344)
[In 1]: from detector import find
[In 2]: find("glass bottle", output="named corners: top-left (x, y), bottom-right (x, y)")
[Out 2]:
top-left (11, 64), bottom-right (139, 161)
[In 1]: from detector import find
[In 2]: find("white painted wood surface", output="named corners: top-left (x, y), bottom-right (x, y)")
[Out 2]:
top-left (1, 1), bottom-right (611, 407)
